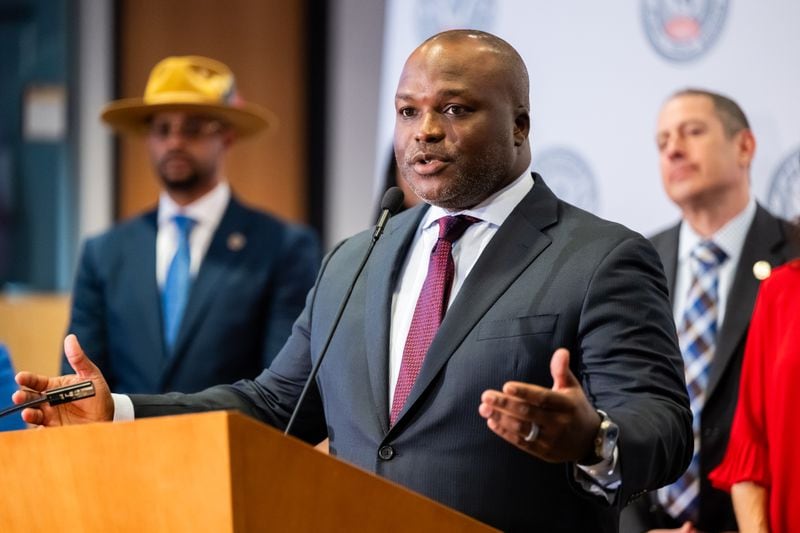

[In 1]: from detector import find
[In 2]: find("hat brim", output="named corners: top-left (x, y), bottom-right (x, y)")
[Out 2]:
top-left (100, 98), bottom-right (277, 138)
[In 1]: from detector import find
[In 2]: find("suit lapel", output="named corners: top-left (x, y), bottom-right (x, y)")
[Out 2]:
top-left (162, 198), bottom-right (249, 381)
top-left (655, 224), bottom-right (680, 298)
top-left (390, 175), bottom-right (559, 429)
top-left (134, 211), bottom-right (168, 364)
top-left (707, 205), bottom-right (789, 399)
top-left (364, 206), bottom-right (426, 433)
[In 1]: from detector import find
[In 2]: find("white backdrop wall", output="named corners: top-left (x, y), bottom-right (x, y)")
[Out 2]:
top-left (325, 0), bottom-right (387, 247)
top-left (360, 0), bottom-right (800, 240)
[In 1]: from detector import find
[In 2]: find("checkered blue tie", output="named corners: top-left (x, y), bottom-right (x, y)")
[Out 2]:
top-left (162, 215), bottom-right (196, 355)
top-left (660, 240), bottom-right (727, 522)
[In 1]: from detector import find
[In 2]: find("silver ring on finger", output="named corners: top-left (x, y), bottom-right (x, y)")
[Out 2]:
top-left (523, 422), bottom-right (539, 442)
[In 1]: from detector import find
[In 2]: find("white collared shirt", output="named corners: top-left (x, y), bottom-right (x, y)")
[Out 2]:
top-left (673, 197), bottom-right (757, 328)
top-left (156, 182), bottom-right (231, 287)
top-left (389, 171), bottom-right (534, 404)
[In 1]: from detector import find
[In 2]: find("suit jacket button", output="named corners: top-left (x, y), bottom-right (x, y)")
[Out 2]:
top-left (378, 445), bottom-right (395, 461)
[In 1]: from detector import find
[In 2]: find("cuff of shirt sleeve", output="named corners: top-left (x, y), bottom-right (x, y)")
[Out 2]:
top-left (574, 445), bottom-right (621, 503)
top-left (112, 393), bottom-right (135, 421)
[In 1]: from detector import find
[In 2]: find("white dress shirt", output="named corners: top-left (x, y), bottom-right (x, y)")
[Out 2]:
top-left (156, 181), bottom-right (231, 287)
top-left (672, 197), bottom-right (757, 329)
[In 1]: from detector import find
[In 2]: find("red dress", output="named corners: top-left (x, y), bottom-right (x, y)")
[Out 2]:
top-left (709, 260), bottom-right (800, 533)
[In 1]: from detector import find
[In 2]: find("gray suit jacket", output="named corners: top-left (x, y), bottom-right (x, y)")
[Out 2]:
top-left (622, 203), bottom-right (798, 532)
top-left (133, 175), bottom-right (692, 532)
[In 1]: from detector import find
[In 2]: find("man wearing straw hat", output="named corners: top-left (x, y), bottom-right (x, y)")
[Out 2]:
top-left (63, 55), bottom-right (320, 394)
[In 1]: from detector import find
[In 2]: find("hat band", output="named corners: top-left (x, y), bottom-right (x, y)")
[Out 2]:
top-left (143, 91), bottom-right (231, 107)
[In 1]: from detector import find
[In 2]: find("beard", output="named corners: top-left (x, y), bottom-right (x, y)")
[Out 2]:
top-left (161, 171), bottom-right (202, 192)
top-left (156, 152), bottom-right (211, 193)
top-left (399, 146), bottom-right (511, 210)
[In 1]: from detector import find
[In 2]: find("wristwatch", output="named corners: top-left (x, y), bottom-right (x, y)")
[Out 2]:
top-left (593, 409), bottom-right (619, 462)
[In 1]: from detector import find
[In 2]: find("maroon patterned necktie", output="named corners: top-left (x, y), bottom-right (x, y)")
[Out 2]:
top-left (390, 215), bottom-right (479, 426)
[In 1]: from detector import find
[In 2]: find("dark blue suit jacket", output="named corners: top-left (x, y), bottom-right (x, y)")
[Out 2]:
top-left (132, 176), bottom-right (692, 532)
top-left (64, 196), bottom-right (320, 394)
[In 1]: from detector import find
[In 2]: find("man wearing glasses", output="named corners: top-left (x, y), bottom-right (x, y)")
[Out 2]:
top-left (64, 56), bottom-right (320, 394)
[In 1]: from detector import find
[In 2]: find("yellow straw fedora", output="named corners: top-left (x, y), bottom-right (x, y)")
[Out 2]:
top-left (100, 55), bottom-right (276, 137)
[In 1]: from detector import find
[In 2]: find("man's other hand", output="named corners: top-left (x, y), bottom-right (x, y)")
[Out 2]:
top-left (13, 334), bottom-right (114, 426)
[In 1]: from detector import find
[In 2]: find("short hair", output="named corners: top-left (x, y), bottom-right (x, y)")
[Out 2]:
top-left (670, 88), bottom-right (750, 137)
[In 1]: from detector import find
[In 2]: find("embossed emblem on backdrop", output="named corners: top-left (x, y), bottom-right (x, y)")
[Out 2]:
top-left (534, 147), bottom-right (599, 214)
top-left (415, 0), bottom-right (497, 41)
top-left (767, 148), bottom-right (800, 220)
top-left (641, 0), bottom-right (728, 62)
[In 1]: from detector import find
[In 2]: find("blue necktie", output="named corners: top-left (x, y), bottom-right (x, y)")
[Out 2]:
top-left (660, 240), bottom-right (727, 522)
top-left (162, 215), bottom-right (196, 354)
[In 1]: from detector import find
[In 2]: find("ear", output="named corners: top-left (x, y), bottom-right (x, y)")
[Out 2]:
top-left (513, 109), bottom-right (530, 147)
top-left (736, 129), bottom-right (756, 167)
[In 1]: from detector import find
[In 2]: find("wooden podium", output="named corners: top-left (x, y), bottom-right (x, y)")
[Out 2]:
top-left (0, 411), bottom-right (497, 532)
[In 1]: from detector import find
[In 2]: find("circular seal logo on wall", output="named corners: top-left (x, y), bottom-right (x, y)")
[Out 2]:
top-left (641, 0), bottom-right (729, 62)
top-left (415, 0), bottom-right (497, 42)
top-left (534, 147), bottom-right (599, 214)
top-left (766, 148), bottom-right (800, 220)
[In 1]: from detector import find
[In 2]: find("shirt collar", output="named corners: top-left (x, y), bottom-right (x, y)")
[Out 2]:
top-left (678, 196), bottom-right (757, 262)
top-left (158, 181), bottom-right (231, 228)
top-left (420, 170), bottom-right (533, 231)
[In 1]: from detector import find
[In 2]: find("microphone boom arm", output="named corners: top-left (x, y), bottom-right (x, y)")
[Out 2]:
top-left (284, 187), bottom-right (404, 437)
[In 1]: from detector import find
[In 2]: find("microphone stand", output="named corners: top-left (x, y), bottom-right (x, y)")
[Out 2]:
top-left (284, 187), bottom-right (404, 436)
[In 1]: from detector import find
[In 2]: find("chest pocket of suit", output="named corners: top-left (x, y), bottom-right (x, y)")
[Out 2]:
top-left (474, 314), bottom-right (558, 381)
top-left (476, 314), bottom-right (558, 340)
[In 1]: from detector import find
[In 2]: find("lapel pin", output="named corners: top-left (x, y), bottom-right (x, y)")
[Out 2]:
top-left (227, 232), bottom-right (246, 252)
top-left (752, 260), bottom-right (772, 281)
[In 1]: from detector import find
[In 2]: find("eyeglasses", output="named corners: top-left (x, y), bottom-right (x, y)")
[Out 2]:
top-left (148, 117), bottom-right (226, 140)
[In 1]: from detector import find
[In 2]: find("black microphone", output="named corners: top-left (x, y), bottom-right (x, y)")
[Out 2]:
top-left (0, 381), bottom-right (96, 418)
top-left (284, 187), bottom-right (405, 437)
top-left (372, 186), bottom-right (405, 241)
